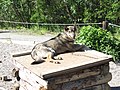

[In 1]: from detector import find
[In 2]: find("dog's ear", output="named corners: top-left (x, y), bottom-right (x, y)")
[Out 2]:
top-left (74, 25), bottom-right (77, 31)
top-left (64, 26), bottom-right (69, 31)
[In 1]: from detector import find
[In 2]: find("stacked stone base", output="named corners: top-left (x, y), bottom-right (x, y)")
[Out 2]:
top-left (12, 63), bottom-right (111, 90)
top-left (11, 51), bottom-right (112, 90)
top-left (47, 63), bottom-right (111, 90)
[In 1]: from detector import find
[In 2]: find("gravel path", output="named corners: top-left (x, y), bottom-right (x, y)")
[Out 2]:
top-left (0, 33), bottom-right (53, 90)
top-left (109, 62), bottom-right (120, 90)
top-left (0, 43), bottom-right (32, 90)
top-left (0, 33), bottom-right (120, 90)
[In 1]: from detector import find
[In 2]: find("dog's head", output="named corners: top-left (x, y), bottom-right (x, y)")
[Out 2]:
top-left (64, 26), bottom-right (76, 40)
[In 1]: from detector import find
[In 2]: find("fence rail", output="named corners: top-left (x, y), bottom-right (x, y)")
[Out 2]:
top-left (0, 20), bottom-right (101, 26)
top-left (0, 20), bottom-right (120, 29)
top-left (109, 23), bottom-right (120, 28)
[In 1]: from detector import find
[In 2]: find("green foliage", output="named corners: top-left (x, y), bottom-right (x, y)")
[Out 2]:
top-left (0, 0), bottom-right (120, 24)
top-left (76, 26), bottom-right (120, 62)
top-left (108, 26), bottom-right (120, 41)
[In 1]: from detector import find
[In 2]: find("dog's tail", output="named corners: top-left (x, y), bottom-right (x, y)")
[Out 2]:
top-left (12, 50), bottom-right (31, 57)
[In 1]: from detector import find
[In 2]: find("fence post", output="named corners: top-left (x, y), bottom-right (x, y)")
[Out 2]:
top-left (102, 21), bottom-right (109, 30)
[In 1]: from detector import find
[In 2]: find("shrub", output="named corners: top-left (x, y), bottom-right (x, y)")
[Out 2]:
top-left (76, 26), bottom-right (120, 62)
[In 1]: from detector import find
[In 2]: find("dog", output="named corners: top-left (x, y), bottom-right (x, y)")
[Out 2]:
top-left (31, 26), bottom-right (90, 64)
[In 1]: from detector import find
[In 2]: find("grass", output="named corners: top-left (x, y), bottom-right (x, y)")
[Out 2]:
top-left (0, 26), bottom-right (60, 36)
top-left (0, 26), bottom-right (120, 39)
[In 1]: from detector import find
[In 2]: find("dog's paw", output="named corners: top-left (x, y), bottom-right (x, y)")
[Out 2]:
top-left (57, 57), bottom-right (63, 60)
top-left (50, 61), bottom-right (61, 64)
top-left (54, 57), bottom-right (63, 60)
top-left (55, 61), bottom-right (61, 64)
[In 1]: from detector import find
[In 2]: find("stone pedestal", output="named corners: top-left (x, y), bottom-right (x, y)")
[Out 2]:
top-left (11, 50), bottom-right (112, 90)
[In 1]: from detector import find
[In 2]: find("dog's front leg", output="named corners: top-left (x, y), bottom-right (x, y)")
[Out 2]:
top-left (46, 52), bottom-right (54, 62)
top-left (46, 52), bottom-right (61, 64)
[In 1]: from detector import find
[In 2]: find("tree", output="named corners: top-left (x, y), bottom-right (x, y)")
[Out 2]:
top-left (0, 0), bottom-right (120, 25)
